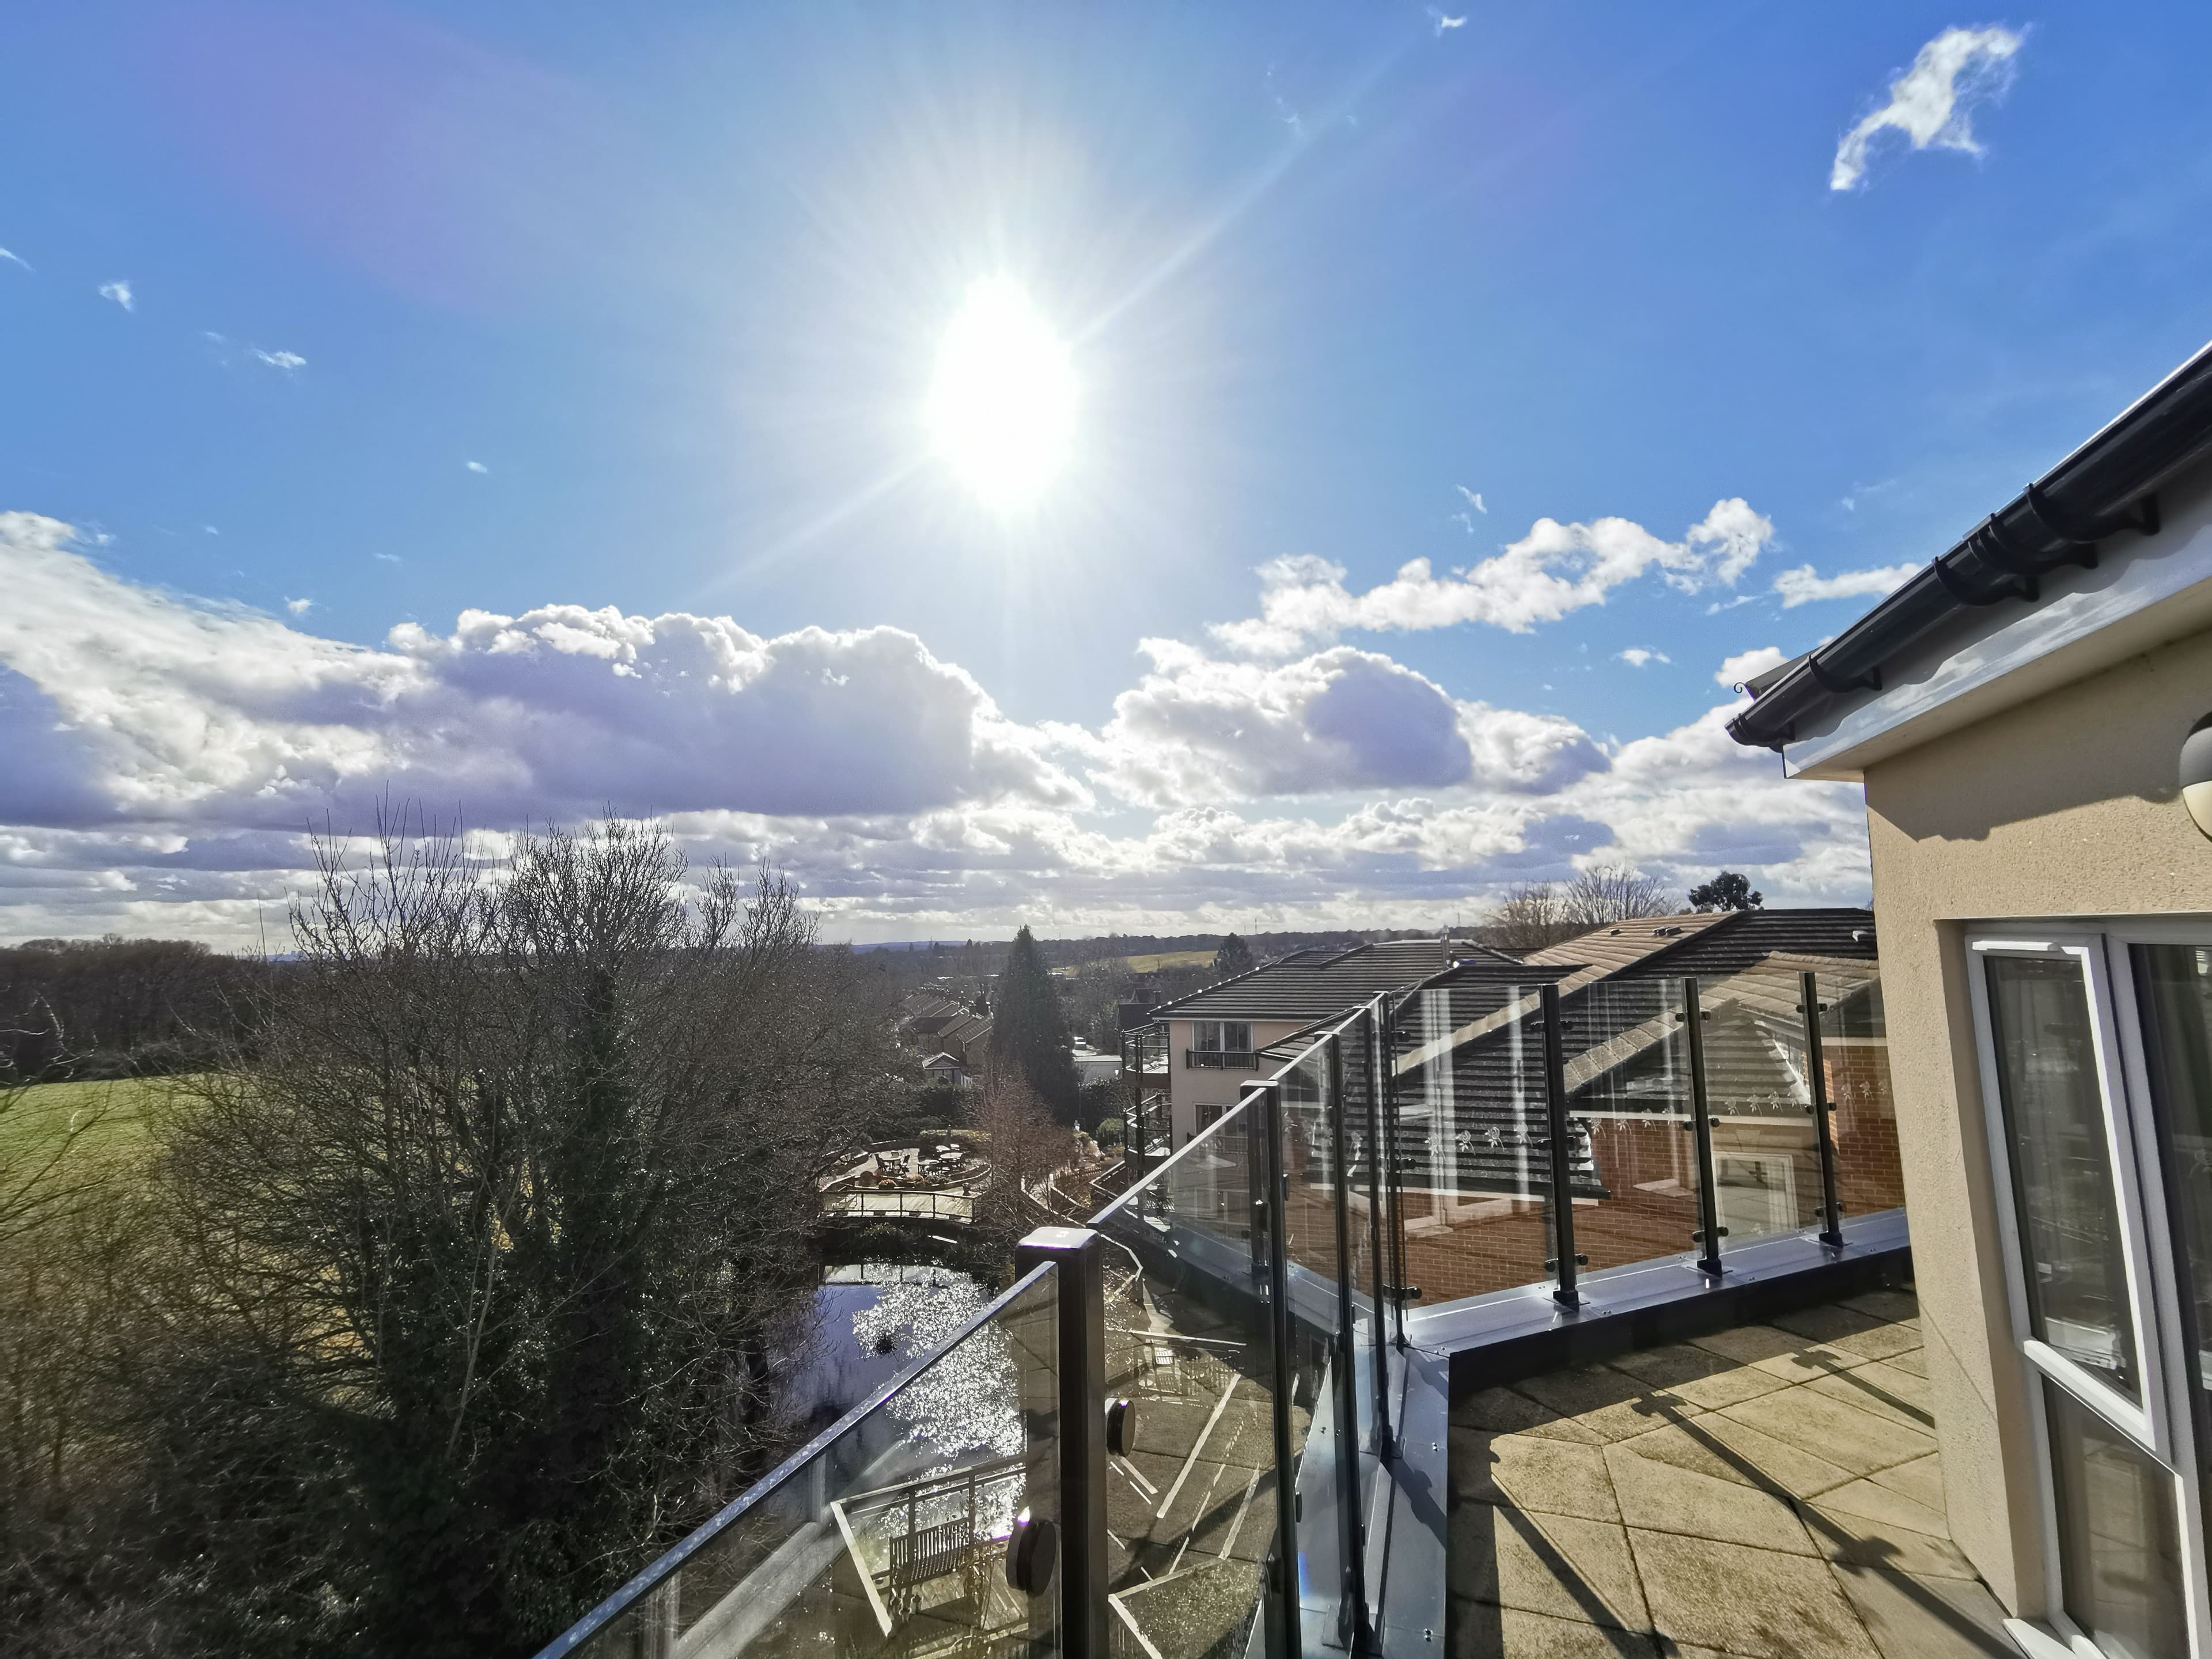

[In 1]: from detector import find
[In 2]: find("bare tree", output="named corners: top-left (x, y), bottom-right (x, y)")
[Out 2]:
top-left (140, 812), bottom-right (900, 1658)
top-left (1560, 863), bottom-right (1673, 928)
top-left (970, 1074), bottom-right (1074, 1260)
top-left (1487, 883), bottom-right (1580, 955)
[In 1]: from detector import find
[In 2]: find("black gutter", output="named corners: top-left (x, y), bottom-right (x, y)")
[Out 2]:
top-left (1728, 338), bottom-right (2212, 752)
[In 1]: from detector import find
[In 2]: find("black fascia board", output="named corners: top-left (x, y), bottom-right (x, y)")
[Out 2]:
top-left (1727, 338), bottom-right (2212, 753)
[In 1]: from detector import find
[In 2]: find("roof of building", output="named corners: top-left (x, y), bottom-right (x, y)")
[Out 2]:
top-left (1149, 938), bottom-right (1462, 1022)
top-left (1521, 912), bottom-right (1733, 991)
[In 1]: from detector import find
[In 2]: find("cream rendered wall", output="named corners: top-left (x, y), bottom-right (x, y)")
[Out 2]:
top-left (1861, 624), bottom-right (2212, 1614)
top-left (1165, 1018), bottom-right (1309, 1146)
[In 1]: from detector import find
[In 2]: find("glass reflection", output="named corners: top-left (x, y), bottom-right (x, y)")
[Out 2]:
top-left (2043, 1380), bottom-right (2186, 1659)
top-left (1984, 954), bottom-right (2137, 1400)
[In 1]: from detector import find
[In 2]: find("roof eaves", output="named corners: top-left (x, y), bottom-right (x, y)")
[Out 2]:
top-left (1728, 338), bottom-right (2212, 752)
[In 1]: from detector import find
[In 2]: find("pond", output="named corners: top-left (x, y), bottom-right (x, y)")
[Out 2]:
top-left (778, 1261), bottom-right (999, 1437)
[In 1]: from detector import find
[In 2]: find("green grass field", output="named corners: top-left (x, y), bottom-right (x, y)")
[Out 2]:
top-left (0, 1074), bottom-right (185, 1173)
top-left (1120, 949), bottom-right (1215, 973)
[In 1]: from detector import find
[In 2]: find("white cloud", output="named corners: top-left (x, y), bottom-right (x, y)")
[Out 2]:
top-left (0, 512), bottom-right (1082, 830)
top-left (0, 246), bottom-right (30, 272)
top-left (1427, 7), bottom-right (1467, 33)
top-left (1831, 26), bottom-right (2024, 192)
top-left (98, 279), bottom-right (134, 312)
top-left (1717, 646), bottom-right (1789, 688)
top-left (1771, 562), bottom-right (1919, 608)
top-left (1618, 648), bottom-right (1669, 668)
top-left (251, 347), bottom-right (306, 371)
top-left (1211, 498), bottom-right (1774, 656)
top-left (1081, 639), bottom-right (1601, 807)
top-left (285, 597), bottom-right (314, 616)
top-left (465, 460), bottom-right (489, 474)
top-left (1457, 486), bottom-right (1486, 514)
top-left (0, 510), bottom-right (1879, 944)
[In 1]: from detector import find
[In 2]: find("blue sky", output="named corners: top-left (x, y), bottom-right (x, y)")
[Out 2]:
top-left (5, 2), bottom-right (2211, 942)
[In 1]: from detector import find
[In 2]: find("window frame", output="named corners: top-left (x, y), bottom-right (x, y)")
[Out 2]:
top-left (1968, 934), bottom-right (2167, 1451)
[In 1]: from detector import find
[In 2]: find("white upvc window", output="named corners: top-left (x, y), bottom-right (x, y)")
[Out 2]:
top-left (1968, 925), bottom-right (2212, 1658)
top-left (1190, 1020), bottom-right (1252, 1054)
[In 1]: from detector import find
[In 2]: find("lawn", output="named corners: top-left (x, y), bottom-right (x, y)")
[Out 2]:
top-left (0, 1074), bottom-right (189, 1173)
top-left (1120, 949), bottom-right (1216, 973)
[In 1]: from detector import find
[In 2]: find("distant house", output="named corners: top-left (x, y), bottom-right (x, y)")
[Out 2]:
top-left (899, 991), bottom-right (991, 1080)
top-left (1068, 1040), bottom-right (1120, 1088)
top-left (1144, 939), bottom-right (1464, 1147)
top-left (919, 1051), bottom-right (971, 1089)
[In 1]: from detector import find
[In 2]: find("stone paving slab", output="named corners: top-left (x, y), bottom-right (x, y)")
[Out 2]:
top-left (1445, 1294), bottom-right (2021, 1659)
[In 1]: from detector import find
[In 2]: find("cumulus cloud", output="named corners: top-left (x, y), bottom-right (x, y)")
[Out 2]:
top-left (1211, 499), bottom-right (1772, 656)
top-left (285, 597), bottom-right (314, 616)
top-left (1772, 562), bottom-right (1919, 608)
top-left (1554, 700), bottom-right (1866, 890)
top-left (252, 347), bottom-right (307, 371)
top-left (465, 460), bottom-right (489, 474)
top-left (1832, 26), bottom-right (2024, 192)
top-left (1083, 639), bottom-right (1603, 806)
top-left (98, 279), bottom-right (134, 311)
top-left (0, 512), bottom-right (1082, 831)
top-left (1618, 648), bottom-right (1669, 668)
top-left (1717, 646), bottom-right (1789, 688)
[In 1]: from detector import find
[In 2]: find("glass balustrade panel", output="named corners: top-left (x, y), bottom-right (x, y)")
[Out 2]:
top-left (1819, 967), bottom-right (1906, 1218)
top-left (558, 1266), bottom-right (1060, 1659)
top-left (1090, 1097), bottom-right (1288, 1659)
top-left (1694, 963), bottom-right (1825, 1245)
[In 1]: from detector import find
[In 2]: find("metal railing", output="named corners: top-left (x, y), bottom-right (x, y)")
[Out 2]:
top-left (1184, 1047), bottom-right (1259, 1069)
top-left (534, 962), bottom-right (1904, 1659)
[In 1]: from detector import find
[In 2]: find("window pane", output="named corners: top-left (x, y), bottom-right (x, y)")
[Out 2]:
top-left (2130, 942), bottom-right (2212, 1528)
top-left (1984, 954), bottom-right (2137, 1400)
top-left (2043, 1380), bottom-right (2187, 1659)
top-left (1193, 1021), bottom-right (1221, 1052)
top-left (1223, 1022), bottom-right (1251, 1052)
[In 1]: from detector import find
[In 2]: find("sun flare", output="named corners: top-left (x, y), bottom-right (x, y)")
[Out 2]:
top-left (925, 276), bottom-right (1077, 511)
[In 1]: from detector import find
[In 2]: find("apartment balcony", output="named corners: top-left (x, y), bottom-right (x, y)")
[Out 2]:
top-left (1184, 1046), bottom-right (1259, 1069)
top-left (537, 958), bottom-right (1963, 1659)
top-left (1122, 1026), bottom-right (1171, 1078)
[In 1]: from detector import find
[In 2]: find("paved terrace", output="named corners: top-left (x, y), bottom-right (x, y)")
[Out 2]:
top-left (1448, 1291), bottom-right (2018, 1658)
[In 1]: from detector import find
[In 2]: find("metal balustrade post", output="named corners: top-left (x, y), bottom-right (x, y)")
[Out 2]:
top-left (1680, 977), bottom-right (1725, 1276)
top-left (1382, 1002), bottom-right (1413, 1351)
top-left (1539, 984), bottom-right (1585, 1308)
top-left (1324, 1032), bottom-right (1374, 1653)
top-left (1247, 1081), bottom-right (1274, 1286)
top-left (1362, 1002), bottom-right (1395, 1458)
top-left (1801, 969), bottom-right (1846, 1248)
top-left (1259, 1085), bottom-right (1304, 1659)
top-left (1014, 1227), bottom-right (1108, 1659)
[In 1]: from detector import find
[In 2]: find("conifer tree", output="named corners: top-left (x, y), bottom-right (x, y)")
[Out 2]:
top-left (988, 926), bottom-right (1080, 1123)
top-left (1211, 933), bottom-right (1256, 978)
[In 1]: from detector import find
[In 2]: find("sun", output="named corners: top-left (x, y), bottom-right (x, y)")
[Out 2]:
top-left (925, 276), bottom-right (1077, 512)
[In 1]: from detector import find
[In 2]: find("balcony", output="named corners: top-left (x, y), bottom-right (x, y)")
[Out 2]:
top-left (1184, 1047), bottom-right (1258, 1070)
top-left (536, 957), bottom-right (1949, 1659)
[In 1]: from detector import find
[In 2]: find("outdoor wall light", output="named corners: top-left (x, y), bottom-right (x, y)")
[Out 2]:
top-left (2183, 714), bottom-right (2212, 839)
